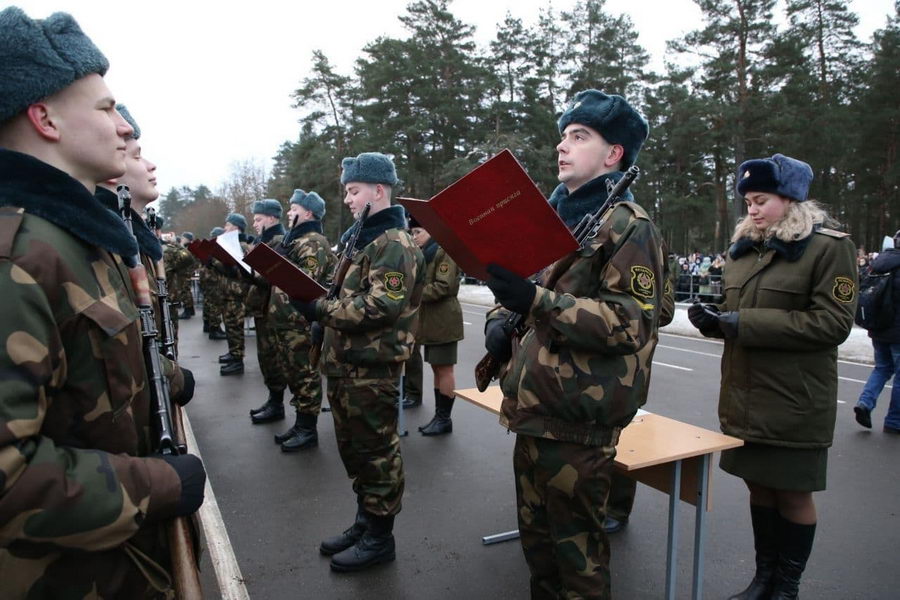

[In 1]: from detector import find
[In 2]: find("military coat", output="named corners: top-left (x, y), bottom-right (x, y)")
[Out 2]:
top-left (415, 241), bottom-right (463, 345)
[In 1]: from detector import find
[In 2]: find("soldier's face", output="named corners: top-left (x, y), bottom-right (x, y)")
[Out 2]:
top-left (344, 182), bottom-right (378, 219)
top-left (287, 203), bottom-right (313, 225)
top-left (253, 214), bottom-right (277, 234)
top-left (744, 192), bottom-right (792, 230)
top-left (117, 138), bottom-right (158, 208)
top-left (224, 222), bottom-right (238, 233)
top-left (410, 227), bottom-right (431, 248)
top-left (557, 124), bottom-right (622, 192)
top-left (45, 74), bottom-right (133, 187)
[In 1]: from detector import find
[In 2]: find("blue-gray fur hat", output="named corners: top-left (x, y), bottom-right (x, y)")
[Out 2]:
top-left (291, 189), bottom-right (326, 220)
top-left (736, 154), bottom-right (814, 202)
top-left (340, 152), bottom-right (399, 186)
top-left (210, 226), bottom-right (224, 237)
top-left (226, 213), bottom-right (247, 232)
top-left (116, 103), bottom-right (140, 140)
top-left (181, 231), bottom-right (194, 241)
top-left (251, 198), bottom-right (283, 218)
top-left (557, 89), bottom-right (649, 170)
top-left (0, 8), bottom-right (109, 123)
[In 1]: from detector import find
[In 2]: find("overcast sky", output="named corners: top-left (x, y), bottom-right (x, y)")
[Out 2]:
top-left (12, 0), bottom-right (896, 197)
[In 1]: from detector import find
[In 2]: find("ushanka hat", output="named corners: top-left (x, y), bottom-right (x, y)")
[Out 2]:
top-left (557, 89), bottom-right (649, 169)
top-left (209, 226), bottom-right (224, 237)
top-left (736, 153), bottom-right (814, 202)
top-left (0, 7), bottom-right (109, 123)
top-left (181, 231), bottom-right (194, 241)
top-left (251, 199), bottom-right (283, 218)
top-left (290, 188), bottom-right (326, 219)
top-left (340, 152), bottom-right (399, 186)
top-left (226, 212), bottom-right (247, 231)
top-left (116, 104), bottom-right (140, 140)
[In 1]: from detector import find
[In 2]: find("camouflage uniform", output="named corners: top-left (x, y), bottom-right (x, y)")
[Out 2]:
top-left (199, 265), bottom-right (224, 329)
top-left (177, 249), bottom-right (197, 313)
top-left (220, 256), bottom-right (249, 360)
top-left (315, 206), bottom-right (424, 516)
top-left (492, 182), bottom-right (666, 599)
top-left (163, 240), bottom-right (193, 341)
top-left (0, 151), bottom-right (182, 598)
top-left (246, 223), bottom-right (287, 393)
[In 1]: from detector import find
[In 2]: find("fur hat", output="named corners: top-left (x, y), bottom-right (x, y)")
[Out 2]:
top-left (557, 89), bottom-right (649, 169)
top-left (340, 152), bottom-right (399, 186)
top-left (116, 104), bottom-right (140, 140)
top-left (736, 153), bottom-right (814, 202)
top-left (226, 213), bottom-right (247, 232)
top-left (0, 8), bottom-right (109, 123)
top-left (181, 231), bottom-right (194, 241)
top-left (290, 188), bottom-right (326, 219)
top-left (407, 213), bottom-right (421, 230)
top-left (251, 198), bottom-right (282, 218)
top-left (210, 226), bottom-right (224, 237)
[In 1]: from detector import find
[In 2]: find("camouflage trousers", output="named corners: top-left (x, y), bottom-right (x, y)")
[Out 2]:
top-left (327, 376), bottom-right (404, 517)
top-left (178, 277), bottom-right (194, 311)
top-left (605, 471), bottom-right (637, 522)
top-left (272, 326), bottom-right (322, 415)
top-left (514, 434), bottom-right (616, 600)
top-left (222, 296), bottom-right (245, 358)
top-left (402, 342), bottom-right (424, 401)
top-left (254, 316), bottom-right (286, 392)
top-left (199, 279), bottom-right (222, 325)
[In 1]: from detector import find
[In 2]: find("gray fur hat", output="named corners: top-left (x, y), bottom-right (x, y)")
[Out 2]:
top-left (0, 7), bottom-right (109, 124)
top-left (340, 152), bottom-right (399, 186)
top-left (226, 213), bottom-right (247, 232)
top-left (116, 103), bottom-right (140, 140)
top-left (291, 188), bottom-right (326, 220)
top-left (736, 154), bottom-right (814, 202)
top-left (557, 89), bottom-right (649, 170)
top-left (251, 198), bottom-right (283, 218)
top-left (210, 226), bottom-right (224, 237)
top-left (181, 231), bottom-right (194, 241)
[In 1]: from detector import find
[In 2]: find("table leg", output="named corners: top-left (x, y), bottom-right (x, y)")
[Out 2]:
top-left (482, 530), bottom-right (520, 545)
top-left (692, 453), bottom-right (710, 600)
top-left (665, 459), bottom-right (682, 600)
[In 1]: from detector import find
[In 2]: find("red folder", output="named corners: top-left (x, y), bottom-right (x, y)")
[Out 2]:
top-left (204, 240), bottom-right (242, 269)
top-left (398, 149), bottom-right (578, 280)
top-left (243, 242), bottom-right (327, 302)
top-left (186, 239), bottom-right (214, 263)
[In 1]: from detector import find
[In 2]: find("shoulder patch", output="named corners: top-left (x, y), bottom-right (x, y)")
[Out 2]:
top-left (816, 228), bottom-right (850, 239)
top-left (438, 262), bottom-right (450, 274)
top-left (630, 265), bottom-right (656, 299)
top-left (384, 271), bottom-right (405, 300)
top-left (304, 255), bottom-right (319, 272)
top-left (833, 276), bottom-right (855, 303)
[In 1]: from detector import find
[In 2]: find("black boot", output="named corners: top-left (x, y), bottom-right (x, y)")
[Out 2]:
top-left (219, 359), bottom-right (244, 376)
top-left (330, 513), bottom-right (395, 572)
top-left (281, 413), bottom-right (318, 452)
top-left (251, 388), bottom-right (284, 417)
top-left (219, 352), bottom-right (239, 364)
top-left (401, 393), bottom-right (422, 409)
top-left (419, 391), bottom-right (454, 436)
top-left (203, 319), bottom-right (210, 333)
top-left (769, 514), bottom-right (816, 600)
top-left (251, 389), bottom-right (285, 423)
top-left (274, 411), bottom-right (302, 444)
top-left (209, 325), bottom-right (227, 340)
top-left (320, 504), bottom-right (368, 556)
top-left (178, 307), bottom-right (194, 319)
top-left (727, 505), bottom-right (778, 600)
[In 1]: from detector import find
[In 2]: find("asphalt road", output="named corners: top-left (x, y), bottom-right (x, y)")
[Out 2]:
top-left (180, 302), bottom-right (899, 599)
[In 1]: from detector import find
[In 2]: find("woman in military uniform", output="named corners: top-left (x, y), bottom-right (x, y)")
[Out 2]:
top-left (688, 154), bottom-right (857, 600)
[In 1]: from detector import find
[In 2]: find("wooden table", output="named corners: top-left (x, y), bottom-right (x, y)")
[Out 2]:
top-left (456, 386), bottom-right (743, 600)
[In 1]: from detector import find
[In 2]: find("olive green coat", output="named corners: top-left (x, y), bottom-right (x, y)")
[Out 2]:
top-left (416, 244), bottom-right (463, 345)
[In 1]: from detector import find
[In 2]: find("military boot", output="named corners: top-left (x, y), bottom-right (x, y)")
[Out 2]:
top-left (202, 319), bottom-right (210, 333)
top-left (769, 515), bottom-right (816, 600)
top-left (219, 352), bottom-right (239, 364)
top-left (330, 513), bottom-right (395, 572)
top-left (251, 388), bottom-right (284, 417)
top-left (280, 413), bottom-right (318, 452)
top-left (727, 505), bottom-right (778, 600)
top-left (320, 505), bottom-right (368, 556)
top-left (209, 325), bottom-right (227, 340)
top-left (419, 391), bottom-right (454, 436)
top-left (219, 359), bottom-right (244, 376)
top-left (251, 388), bottom-right (285, 424)
top-left (178, 307), bottom-right (194, 319)
top-left (274, 411), bottom-right (301, 444)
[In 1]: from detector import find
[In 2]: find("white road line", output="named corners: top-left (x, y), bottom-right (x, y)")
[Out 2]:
top-left (654, 361), bottom-right (693, 371)
top-left (839, 376), bottom-right (891, 388)
top-left (463, 321), bottom-right (473, 325)
top-left (837, 400), bottom-right (846, 404)
top-left (656, 344), bottom-right (722, 358)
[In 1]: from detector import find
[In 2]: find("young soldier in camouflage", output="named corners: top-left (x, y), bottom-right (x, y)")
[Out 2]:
top-left (218, 212), bottom-right (251, 375)
top-left (267, 190), bottom-right (337, 451)
top-left (201, 226), bottom-right (228, 338)
top-left (177, 231), bottom-right (197, 319)
top-left (292, 152), bottom-right (425, 572)
top-left (0, 8), bottom-right (205, 597)
top-left (484, 90), bottom-right (666, 600)
top-left (162, 231), bottom-right (193, 342)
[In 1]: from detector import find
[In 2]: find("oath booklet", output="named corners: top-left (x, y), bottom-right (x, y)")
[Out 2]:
top-left (214, 230), bottom-right (251, 273)
top-left (242, 242), bottom-right (328, 302)
top-left (397, 149), bottom-right (578, 280)
top-left (186, 239), bottom-right (213, 263)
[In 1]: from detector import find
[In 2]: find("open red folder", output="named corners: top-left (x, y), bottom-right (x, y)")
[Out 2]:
top-left (187, 238), bottom-right (244, 269)
top-left (397, 149), bottom-right (578, 280)
top-left (242, 242), bottom-right (328, 302)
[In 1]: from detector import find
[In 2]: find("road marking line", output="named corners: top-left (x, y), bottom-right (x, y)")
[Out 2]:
top-left (657, 344), bottom-right (721, 358)
top-left (463, 321), bottom-right (473, 325)
top-left (654, 361), bottom-right (693, 371)
top-left (839, 376), bottom-right (890, 388)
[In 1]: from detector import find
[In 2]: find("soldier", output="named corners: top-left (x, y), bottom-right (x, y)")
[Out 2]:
top-left (178, 231), bottom-right (197, 319)
top-left (246, 199), bottom-right (289, 423)
top-left (483, 90), bottom-right (664, 599)
top-left (263, 190), bottom-right (337, 451)
top-left (291, 152), bottom-right (424, 572)
top-left (201, 226), bottom-right (228, 339)
top-left (162, 231), bottom-right (193, 342)
top-left (219, 212), bottom-right (250, 376)
top-left (0, 8), bottom-right (205, 597)
top-left (402, 216), bottom-right (464, 436)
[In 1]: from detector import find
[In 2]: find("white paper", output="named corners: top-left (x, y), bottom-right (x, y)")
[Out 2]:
top-left (216, 230), bottom-right (251, 273)
top-left (882, 235), bottom-right (894, 252)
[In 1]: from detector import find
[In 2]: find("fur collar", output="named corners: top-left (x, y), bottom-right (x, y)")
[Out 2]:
top-left (258, 222), bottom-right (286, 246)
top-left (277, 219), bottom-right (322, 255)
top-left (340, 205), bottom-right (407, 249)
top-left (729, 228), bottom-right (817, 262)
top-left (729, 201), bottom-right (829, 262)
top-left (422, 237), bottom-right (439, 263)
top-left (0, 149), bottom-right (139, 265)
top-left (94, 186), bottom-right (163, 262)
top-left (548, 171), bottom-right (635, 229)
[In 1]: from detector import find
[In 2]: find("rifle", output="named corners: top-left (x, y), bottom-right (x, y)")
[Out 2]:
top-left (474, 166), bottom-right (641, 392)
top-left (309, 202), bottom-right (371, 369)
top-left (117, 187), bottom-right (202, 600)
top-left (144, 208), bottom-right (177, 360)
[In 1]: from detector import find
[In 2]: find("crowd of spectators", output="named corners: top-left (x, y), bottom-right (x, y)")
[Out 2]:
top-left (671, 251), bottom-right (726, 303)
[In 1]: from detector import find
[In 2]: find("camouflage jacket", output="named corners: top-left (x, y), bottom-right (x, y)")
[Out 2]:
top-left (495, 195), bottom-right (667, 446)
top-left (0, 150), bottom-right (181, 597)
top-left (317, 206), bottom-right (425, 378)
top-left (245, 223), bottom-right (285, 317)
top-left (163, 241), bottom-right (193, 303)
top-left (268, 221), bottom-right (336, 329)
top-left (416, 241), bottom-right (463, 345)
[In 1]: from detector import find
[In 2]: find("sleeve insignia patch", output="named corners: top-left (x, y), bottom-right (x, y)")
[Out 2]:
top-left (664, 278), bottom-right (673, 295)
top-left (630, 266), bottom-right (656, 299)
top-left (833, 276), bottom-right (855, 303)
top-left (439, 263), bottom-right (449, 274)
top-left (384, 271), bottom-right (405, 300)
top-left (304, 256), bottom-right (319, 272)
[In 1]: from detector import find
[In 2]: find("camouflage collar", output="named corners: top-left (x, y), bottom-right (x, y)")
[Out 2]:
top-left (548, 171), bottom-right (635, 229)
top-left (94, 186), bottom-right (163, 262)
top-left (0, 149), bottom-right (139, 264)
top-left (341, 205), bottom-right (407, 249)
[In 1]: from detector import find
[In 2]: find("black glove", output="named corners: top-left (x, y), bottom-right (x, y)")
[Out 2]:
top-left (717, 311), bottom-right (740, 338)
top-left (688, 302), bottom-right (720, 335)
top-left (486, 264), bottom-right (536, 315)
top-left (290, 299), bottom-right (319, 323)
top-left (310, 321), bottom-right (324, 345)
top-left (172, 367), bottom-right (195, 407)
top-left (484, 318), bottom-right (513, 363)
top-left (158, 453), bottom-right (206, 517)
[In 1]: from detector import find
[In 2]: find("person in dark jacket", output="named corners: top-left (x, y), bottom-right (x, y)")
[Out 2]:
top-left (688, 153), bottom-right (857, 600)
top-left (854, 229), bottom-right (900, 434)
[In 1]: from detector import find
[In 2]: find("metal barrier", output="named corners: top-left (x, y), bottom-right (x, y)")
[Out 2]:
top-left (675, 274), bottom-right (723, 303)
